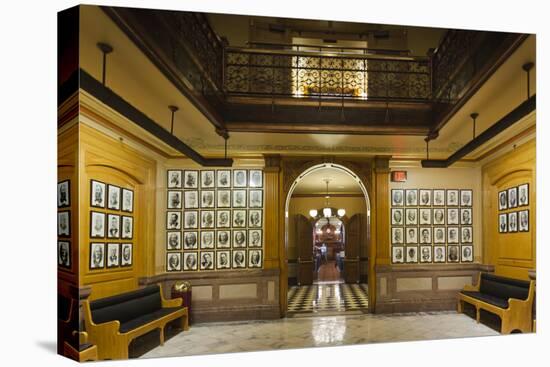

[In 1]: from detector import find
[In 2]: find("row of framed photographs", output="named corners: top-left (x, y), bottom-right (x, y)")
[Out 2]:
top-left (58, 180), bottom-right (70, 208)
top-left (58, 240), bottom-right (71, 269)
top-left (167, 169), bottom-right (263, 189)
top-left (90, 242), bottom-right (133, 269)
top-left (499, 210), bottom-right (529, 233)
top-left (90, 211), bottom-right (133, 239)
top-left (167, 229), bottom-right (262, 250)
top-left (391, 207), bottom-right (472, 226)
top-left (392, 244), bottom-right (473, 264)
top-left (166, 209), bottom-right (263, 230)
top-left (167, 189), bottom-right (263, 209)
top-left (391, 189), bottom-right (472, 207)
top-left (166, 249), bottom-right (262, 271)
top-left (58, 211), bottom-right (71, 237)
top-left (498, 184), bottom-right (529, 210)
top-left (391, 226), bottom-right (472, 244)
top-left (90, 180), bottom-right (134, 212)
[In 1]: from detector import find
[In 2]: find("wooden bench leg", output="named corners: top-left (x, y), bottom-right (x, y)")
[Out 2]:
top-left (160, 326), bottom-right (165, 346)
top-left (182, 311), bottom-right (189, 331)
top-left (475, 307), bottom-right (480, 323)
top-left (457, 299), bottom-right (463, 313)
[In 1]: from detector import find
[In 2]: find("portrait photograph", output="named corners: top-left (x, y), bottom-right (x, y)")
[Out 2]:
top-left (447, 208), bottom-right (459, 225)
top-left (419, 189), bottom-right (432, 206)
top-left (405, 246), bottom-right (418, 263)
top-left (249, 229), bottom-right (262, 247)
top-left (233, 189), bottom-right (247, 208)
top-left (460, 208), bottom-right (472, 225)
top-left (499, 213), bottom-right (508, 233)
top-left (519, 210), bottom-right (529, 232)
top-left (433, 246), bottom-right (446, 263)
top-left (518, 183), bottom-right (529, 207)
top-left (107, 214), bottom-right (121, 239)
top-left (447, 245), bottom-right (460, 262)
top-left (89, 242), bottom-right (105, 269)
top-left (217, 190), bottom-right (231, 208)
top-left (391, 208), bottom-right (404, 226)
top-left (460, 189), bottom-right (473, 207)
top-left (217, 170), bottom-right (231, 188)
top-left (201, 190), bottom-right (215, 208)
top-left (392, 246), bottom-right (404, 264)
top-left (167, 190), bottom-right (182, 209)
top-left (106, 243), bottom-right (120, 268)
top-left (122, 188), bottom-right (134, 213)
top-left (57, 180), bottom-right (70, 208)
top-left (249, 170), bottom-right (263, 188)
top-left (90, 211), bottom-right (105, 238)
top-left (167, 169), bottom-right (182, 189)
top-left (405, 189), bottom-right (418, 206)
top-left (420, 245), bottom-right (432, 263)
top-left (433, 227), bottom-right (446, 244)
top-left (183, 252), bottom-right (198, 271)
top-left (120, 243), bottom-right (132, 267)
top-left (217, 251), bottom-right (231, 269)
top-left (201, 170), bottom-right (215, 189)
top-left (461, 245), bottom-right (473, 262)
top-left (201, 210), bottom-right (215, 229)
top-left (121, 216), bottom-right (133, 239)
top-left (461, 226), bottom-right (473, 244)
top-left (232, 209), bottom-right (247, 228)
top-left (183, 170), bottom-right (198, 189)
top-left (405, 208), bottom-right (418, 225)
top-left (498, 190), bottom-right (508, 210)
top-left (233, 169), bottom-right (247, 188)
top-left (107, 184), bottom-right (121, 210)
top-left (167, 231), bottom-right (182, 250)
top-left (391, 227), bottom-right (404, 245)
top-left (58, 241), bottom-right (71, 268)
top-left (90, 179), bottom-right (106, 208)
top-left (508, 211), bottom-right (518, 232)
top-left (447, 227), bottom-right (459, 244)
top-left (183, 231), bottom-right (198, 250)
top-left (405, 227), bottom-right (418, 244)
top-left (217, 210), bottom-right (231, 228)
top-left (419, 208), bottom-right (431, 225)
top-left (200, 251), bottom-right (215, 270)
top-left (249, 209), bottom-right (263, 228)
top-left (419, 227), bottom-right (432, 244)
top-left (183, 211), bottom-right (198, 229)
top-left (200, 231), bottom-right (215, 249)
top-left (508, 186), bottom-right (518, 208)
top-left (391, 189), bottom-right (404, 207)
top-left (184, 190), bottom-right (199, 209)
top-left (58, 211), bottom-right (70, 237)
top-left (216, 230), bottom-right (231, 249)
top-left (233, 230), bottom-right (247, 248)
top-left (167, 252), bottom-right (182, 272)
top-left (249, 249), bottom-right (262, 268)
top-left (249, 190), bottom-right (263, 208)
top-left (433, 189), bottom-right (445, 206)
top-left (433, 208), bottom-right (445, 225)
top-left (233, 250), bottom-right (247, 268)
top-left (167, 211), bottom-right (182, 230)
top-left (446, 189), bottom-right (459, 206)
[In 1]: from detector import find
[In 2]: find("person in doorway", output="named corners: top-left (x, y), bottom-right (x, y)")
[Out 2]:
top-left (320, 243), bottom-right (327, 264)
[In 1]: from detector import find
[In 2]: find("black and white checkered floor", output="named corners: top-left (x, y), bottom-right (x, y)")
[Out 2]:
top-left (287, 283), bottom-right (369, 316)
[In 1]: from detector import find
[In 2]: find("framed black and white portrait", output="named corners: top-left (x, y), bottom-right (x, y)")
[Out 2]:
top-left (433, 208), bottom-right (445, 225)
top-left (249, 209), bottom-right (262, 228)
top-left (405, 227), bottom-right (418, 244)
top-left (498, 190), bottom-right (508, 210)
top-left (420, 245), bottom-right (432, 263)
top-left (106, 243), bottom-right (120, 268)
top-left (90, 211), bottom-right (105, 238)
top-left (460, 208), bottom-right (472, 225)
top-left (200, 251), bottom-right (215, 270)
top-left (184, 190), bottom-right (199, 209)
top-left (58, 180), bottom-right (70, 208)
top-left (518, 184), bottom-right (529, 207)
top-left (183, 211), bottom-right (198, 229)
top-left (167, 252), bottom-right (182, 272)
top-left (461, 226), bottom-right (473, 243)
top-left (499, 213), bottom-right (508, 233)
top-left (166, 231), bottom-right (182, 250)
top-left (217, 190), bottom-right (231, 208)
top-left (233, 190), bottom-right (247, 208)
top-left (460, 189), bottom-right (473, 207)
top-left (447, 227), bottom-right (459, 244)
top-left (183, 231), bottom-right (198, 250)
top-left (508, 211), bottom-right (518, 232)
top-left (90, 180), bottom-right (106, 208)
top-left (120, 243), bottom-right (133, 267)
top-left (216, 251), bottom-right (231, 269)
top-left (90, 243), bottom-right (105, 269)
top-left (392, 246), bottom-right (405, 264)
top-left (249, 170), bottom-right (263, 188)
top-left (121, 216), bottom-right (133, 239)
top-left (405, 208), bottom-right (418, 225)
top-left (122, 188), bottom-right (134, 213)
top-left (58, 211), bottom-right (70, 237)
top-left (166, 211), bottom-right (182, 230)
top-left (183, 252), bottom-right (198, 271)
top-left (391, 208), bottom-right (404, 226)
top-left (233, 170), bottom-right (247, 188)
top-left (419, 189), bottom-right (432, 206)
top-left (107, 214), bottom-right (120, 239)
top-left (216, 230), bottom-right (231, 249)
top-left (107, 184), bottom-right (121, 210)
top-left (447, 245), bottom-right (460, 262)
top-left (216, 210), bottom-right (231, 228)
top-left (446, 189), bottom-right (459, 206)
top-left (405, 246), bottom-right (418, 263)
top-left (233, 230), bottom-right (247, 248)
top-left (248, 229), bottom-right (262, 247)
top-left (405, 189), bottom-right (418, 206)
top-left (519, 210), bottom-right (529, 232)
top-left (433, 189), bottom-right (445, 206)
top-left (391, 189), bottom-right (404, 207)
top-left (217, 170), bottom-right (231, 188)
top-left (391, 227), bottom-right (404, 245)
top-left (200, 231), bottom-right (215, 249)
top-left (249, 190), bottom-right (263, 208)
top-left (433, 227), bottom-right (446, 244)
top-left (233, 250), bottom-right (246, 268)
top-left (434, 246), bottom-right (446, 263)
top-left (183, 170), bottom-right (198, 189)
top-left (447, 208), bottom-right (459, 225)
top-left (200, 190), bottom-right (215, 208)
top-left (419, 208), bottom-right (432, 225)
top-left (58, 241), bottom-right (71, 268)
top-left (201, 170), bottom-right (215, 189)
top-left (419, 227), bottom-right (432, 244)
top-left (167, 170), bottom-right (182, 189)
top-left (167, 190), bottom-right (182, 209)
top-left (232, 209), bottom-right (247, 228)
top-left (508, 187), bottom-right (518, 209)
top-left (200, 210), bottom-right (215, 229)
top-left (249, 249), bottom-right (262, 268)
top-left (461, 245), bottom-right (474, 262)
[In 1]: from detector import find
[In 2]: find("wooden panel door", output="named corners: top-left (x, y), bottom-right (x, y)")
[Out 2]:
top-left (296, 214), bottom-right (313, 285)
top-left (344, 214), bottom-right (362, 283)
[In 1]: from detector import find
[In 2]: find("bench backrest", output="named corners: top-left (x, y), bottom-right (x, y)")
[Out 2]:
top-left (90, 285), bottom-right (162, 324)
top-left (479, 273), bottom-right (530, 301)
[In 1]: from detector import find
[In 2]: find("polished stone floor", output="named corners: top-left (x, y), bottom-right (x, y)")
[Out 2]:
top-left (140, 311), bottom-right (499, 359)
top-left (287, 283), bottom-right (369, 315)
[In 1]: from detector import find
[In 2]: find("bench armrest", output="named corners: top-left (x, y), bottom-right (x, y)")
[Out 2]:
top-left (461, 273), bottom-right (481, 292)
top-left (158, 283), bottom-right (184, 308)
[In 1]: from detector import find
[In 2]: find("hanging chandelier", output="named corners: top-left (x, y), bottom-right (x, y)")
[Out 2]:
top-left (309, 178), bottom-right (346, 218)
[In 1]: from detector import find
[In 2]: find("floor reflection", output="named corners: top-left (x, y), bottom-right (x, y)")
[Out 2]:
top-left (311, 317), bottom-right (347, 345)
top-left (287, 283), bottom-right (369, 315)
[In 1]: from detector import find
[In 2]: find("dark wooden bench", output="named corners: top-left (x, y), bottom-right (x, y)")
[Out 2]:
top-left (83, 284), bottom-right (188, 360)
top-left (458, 272), bottom-right (534, 334)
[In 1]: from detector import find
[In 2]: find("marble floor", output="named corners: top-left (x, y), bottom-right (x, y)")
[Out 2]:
top-left (140, 311), bottom-right (499, 359)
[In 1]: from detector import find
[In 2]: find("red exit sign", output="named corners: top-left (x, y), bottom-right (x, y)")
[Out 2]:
top-left (391, 171), bottom-right (407, 182)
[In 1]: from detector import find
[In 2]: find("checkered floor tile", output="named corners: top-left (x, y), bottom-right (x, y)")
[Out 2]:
top-left (287, 283), bottom-right (369, 315)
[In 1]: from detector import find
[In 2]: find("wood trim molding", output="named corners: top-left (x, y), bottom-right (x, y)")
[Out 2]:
top-left (138, 268), bottom-right (280, 285)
